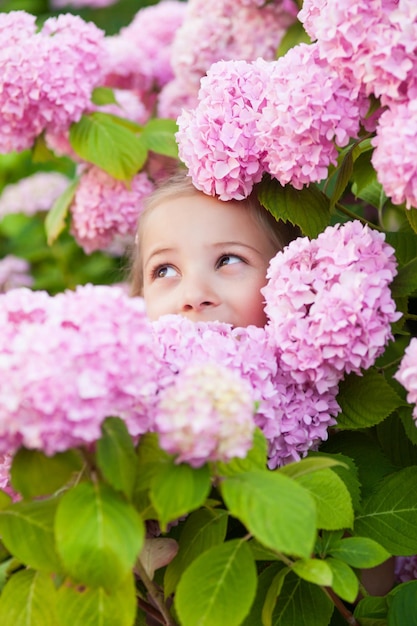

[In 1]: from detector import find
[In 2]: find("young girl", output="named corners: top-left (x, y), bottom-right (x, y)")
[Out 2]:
top-left (130, 170), bottom-right (299, 327)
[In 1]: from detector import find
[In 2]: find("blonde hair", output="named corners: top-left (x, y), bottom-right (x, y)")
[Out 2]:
top-left (129, 170), bottom-right (299, 296)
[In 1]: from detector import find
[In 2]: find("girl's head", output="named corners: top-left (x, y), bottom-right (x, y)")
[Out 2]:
top-left (130, 170), bottom-right (299, 327)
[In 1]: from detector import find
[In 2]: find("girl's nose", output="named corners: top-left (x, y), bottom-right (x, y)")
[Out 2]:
top-left (179, 276), bottom-right (220, 314)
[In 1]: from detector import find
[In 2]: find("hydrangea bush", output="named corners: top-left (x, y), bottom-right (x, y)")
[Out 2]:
top-left (0, 1), bottom-right (417, 626)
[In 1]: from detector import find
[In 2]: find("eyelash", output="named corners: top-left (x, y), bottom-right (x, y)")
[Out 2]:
top-left (149, 253), bottom-right (247, 280)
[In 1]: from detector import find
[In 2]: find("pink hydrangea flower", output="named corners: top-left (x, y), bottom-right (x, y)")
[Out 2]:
top-left (152, 316), bottom-right (339, 467)
top-left (395, 338), bottom-right (417, 421)
top-left (157, 79), bottom-right (199, 121)
top-left (0, 285), bottom-right (160, 455)
top-left (298, 0), bottom-right (417, 105)
top-left (171, 0), bottom-right (296, 89)
top-left (0, 172), bottom-right (71, 218)
top-left (371, 99), bottom-right (417, 209)
top-left (155, 362), bottom-right (255, 467)
top-left (263, 221), bottom-right (400, 393)
top-left (0, 453), bottom-right (19, 502)
top-left (51, 0), bottom-right (116, 7)
top-left (177, 58), bottom-right (272, 200)
top-left (0, 12), bottom-right (105, 153)
top-left (0, 256), bottom-right (33, 292)
top-left (103, 1), bottom-right (186, 94)
top-left (70, 166), bottom-right (154, 253)
top-left (255, 43), bottom-right (369, 189)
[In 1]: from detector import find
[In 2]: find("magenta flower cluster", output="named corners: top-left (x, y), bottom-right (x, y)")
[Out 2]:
top-left (262, 221), bottom-right (400, 394)
top-left (70, 166), bottom-right (154, 253)
top-left (0, 11), bottom-right (106, 153)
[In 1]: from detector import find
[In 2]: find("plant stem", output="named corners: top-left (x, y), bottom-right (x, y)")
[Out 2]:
top-left (335, 202), bottom-right (383, 231)
top-left (325, 587), bottom-right (359, 626)
top-left (135, 559), bottom-right (178, 626)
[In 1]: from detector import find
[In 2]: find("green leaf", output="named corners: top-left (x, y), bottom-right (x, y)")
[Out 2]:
top-left (257, 176), bottom-right (331, 238)
top-left (262, 567), bottom-right (290, 626)
top-left (292, 558), bottom-right (333, 586)
top-left (329, 150), bottom-right (353, 209)
top-left (385, 231), bottom-right (417, 267)
top-left (336, 369), bottom-right (405, 430)
top-left (391, 256), bottom-right (417, 297)
top-left (405, 207), bottom-right (417, 235)
top-left (150, 460), bottom-right (211, 530)
top-left (354, 596), bottom-right (388, 626)
top-left (326, 557), bottom-right (359, 604)
top-left (10, 448), bottom-right (82, 499)
top-left (96, 417), bottom-right (137, 499)
top-left (56, 573), bottom-right (137, 626)
top-left (69, 112), bottom-right (147, 180)
top-left (328, 536), bottom-right (390, 568)
top-left (141, 118), bottom-right (179, 158)
top-left (45, 178), bottom-right (78, 245)
top-left (164, 508), bottom-right (228, 596)
top-left (276, 19), bottom-right (311, 57)
top-left (55, 481), bottom-right (144, 589)
top-left (0, 490), bottom-right (11, 510)
top-left (0, 498), bottom-right (60, 572)
top-left (175, 539), bottom-right (257, 626)
top-left (268, 571), bottom-right (334, 626)
top-left (0, 569), bottom-right (58, 626)
top-left (215, 427), bottom-right (268, 477)
top-left (308, 452), bottom-right (362, 513)
top-left (295, 469), bottom-right (354, 530)
top-left (388, 581), bottom-right (417, 626)
top-left (376, 412), bottom-right (417, 468)
top-left (354, 466), bottom-right (417, 554)
top-left (91, 87), bottom-right (118, 106)
top-left (221, 470), bottom-right (316, 558)
top-left (278, 455), bottom-right (347, 479)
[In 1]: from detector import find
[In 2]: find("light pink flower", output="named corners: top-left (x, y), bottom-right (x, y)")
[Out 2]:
top-left (171, 0), bottom-right (296, 89)
top-left (177, 58), bottom-right (272, 200)
top-left (0, 285), bottom-right (159, 455)
top-left (395, 338), bottom-right (417, 421)
top-left (263, 221), bottom-right (400, 393)
top-left (0, 172), bottom-right (71, 217)
top-left (0, 256), bottom-right (33, 292)
top-left (70, 166), bottom-right (154, 253)
top-left (51, 0), bottom-right (116, 7)
top-left (256, 43), bottom-right (368, 189)
top-left (156, 363), bottom-right (255, 467)
top-left (371, 99), bottom-right (417, 209)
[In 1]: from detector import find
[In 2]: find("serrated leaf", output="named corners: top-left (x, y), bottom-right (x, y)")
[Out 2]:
top-left (96, 417), bottom-right (137, 499)
top-left (326, 557), bottom-right (359, 603)
top-left (10, 448), bottom-right (82, 499)
top-left (175, 539), bottom-right (257, 626)
top-left (221, 470), bottom-right (316, 558)
top-left (215, 427), bottom-right (268, 476)
top-left (295, 468), bottom-right (354, 530)
top-left (388, 581), bottom-right (417, 626)
top-left (45, 178), bottom-right (78, 245)
top-left (336, 369), bottom-right (405, 430)
top-left (354, 466), bottom-right (417, 554)
top-left (328, 536), bottom-right (390, 568)
top-left (257, 176), bottom-right (331, 238)
top-left (69, 112), bottom-right (147, 180)
top-left (56, 573), bottom-right (137, 626)
top-left (164, 508), bottom-right (228, 596)
top-left (0, 569), bottom-right (58, 626)
top-left (55, 481), bottom-right (144, 589)
top-left (269, 571), bottom-right (334, 626)
top-left (141, 118), bottom-right (179, 158)
top-left (0, 497), bottom-right (60, 573)
top-left (391, 256), bottom-right (417, 297)
top-left (307, 452), bottom-right (361, 513)
top-left (150, 460), bottom-right (211, 530)
top-left (278, 455), bottom-right (347, 479)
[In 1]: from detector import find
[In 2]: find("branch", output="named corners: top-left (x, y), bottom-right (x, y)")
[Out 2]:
top-left (135, 559), bottom-right (178, 626)
top-left (324, 587), bottom-right (359, 626)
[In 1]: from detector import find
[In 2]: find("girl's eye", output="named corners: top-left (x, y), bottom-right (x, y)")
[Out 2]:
top-left (154, 265), bottom-right (178, 279)
top-left (217, 254), bottom-right (243, 268)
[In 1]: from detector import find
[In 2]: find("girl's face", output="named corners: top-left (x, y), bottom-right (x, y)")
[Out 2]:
top-left (141, 193), bottom-right (277, 327)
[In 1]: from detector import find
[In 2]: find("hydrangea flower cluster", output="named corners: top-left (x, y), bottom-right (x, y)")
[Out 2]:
top-left (262, 221), bottom-right (400, 393)
top-left (51, 0), bottom-right (116, 7)
top-left (0, 12), bottom-right (106, 153)
top-left (0, 285), bottom-right (160, 456)
top-left (298, 0), bottom-right (417, 105)
top-left (156, 363), bottom-right (255, 467)
top-left (177, 59), bottom-right (272, 200)
top-left (70, 166), bottom-right (154, 253)
top-left (395, 555), bottom-right (417, 583)
top-left (395, 338), bottom-right (417, 422)
top-left (0, 256), bottom-right (33, 292)
top-left (0, 172), bottom-right (71, 218)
